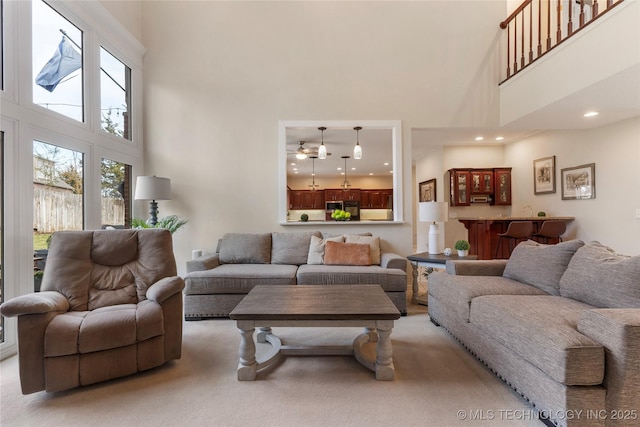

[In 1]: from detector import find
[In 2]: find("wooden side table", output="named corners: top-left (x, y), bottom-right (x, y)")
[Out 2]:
top-left (406, 252), bottom-right (478, 305)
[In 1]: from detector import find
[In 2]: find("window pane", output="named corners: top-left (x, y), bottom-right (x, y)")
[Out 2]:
top-left (32, 0), bottom-right (83, 122)
top-left (33, 141), bottom-right (83, 291)
top-left (101, 47), bottom-right (131, 140)
top-left (1, 131), bottom-right (4, 342)
top-left (101, 158), bottom-right (131, 228)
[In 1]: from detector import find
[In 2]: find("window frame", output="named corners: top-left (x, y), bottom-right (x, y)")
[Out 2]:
top-left (0, 0), bottom-right (145, 358)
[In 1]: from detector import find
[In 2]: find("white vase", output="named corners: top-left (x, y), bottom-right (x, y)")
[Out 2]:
top-left (457, 249), bottom-right (468, 257)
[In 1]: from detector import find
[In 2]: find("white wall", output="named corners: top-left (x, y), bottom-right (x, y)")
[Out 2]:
top-left (413, 116), bottom-right (640, 256)
top-left (506, 117), bottom-right (640, 255)
top-left (138, 1), bottom-right (506, 273)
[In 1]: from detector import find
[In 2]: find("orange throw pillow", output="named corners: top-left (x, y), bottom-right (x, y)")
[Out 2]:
top-left (324, 241), bottom-right (371, 266)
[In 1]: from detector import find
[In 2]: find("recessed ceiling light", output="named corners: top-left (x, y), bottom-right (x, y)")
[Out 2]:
top-left (389, 170), bottom-right (393, 174)
top-left (475, 136), bottom-right (484, 141)
top-left (351, 167), bottom-right (356, 171)
top-left (495, 136), bottom-right (504, 141)
top-left (369, 173), bottom-right (374, 176)
top-left (584, 111), bottom-right (599, 117)
top-left (383, 162), bottom-right (389, 166)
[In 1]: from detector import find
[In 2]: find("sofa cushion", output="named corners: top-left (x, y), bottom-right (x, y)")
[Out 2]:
top-left (324, 241), bottom-right (371, 266)
top-left (307, 235), bottom-right (344, 265)
top-left (296, 264), bottom-right (406, 292)
top-left (219, 233), bottom-right (271, 264)
top-left (559, 241), bottom-right (640, 308)
top-left (428, 272), bottom-right (548, 322)
top-left (469, 295), bottom-right (604, 386)
top-left (271, 231), bottom-right (321, 265)
top-left (344, 235), bottom-right (381, 265)
top-left (502, 239), bottom-right (584, 296)
top-left (184, 264), bottom-right (298, 294)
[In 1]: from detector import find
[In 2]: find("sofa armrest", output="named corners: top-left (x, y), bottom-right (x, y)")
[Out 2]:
top-left (0, 291), bottom-right (69, 317)
top-left (186, 253), bottom-right (221, 273)
top-left (380, 252), bottom-right (407, 272)
top-left (578, 309), bottom-right (640, 413)
top-left (147, 276), bottom-right (186, 303)
top-left (445, 260), bottom-right (507, 276)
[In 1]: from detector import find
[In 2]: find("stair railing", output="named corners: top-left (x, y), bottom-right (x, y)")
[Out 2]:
top-left (500, 0), bottom-right (625, 82)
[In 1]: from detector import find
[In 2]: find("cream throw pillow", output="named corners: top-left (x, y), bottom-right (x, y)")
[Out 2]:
top-left (307, 235), bottom-right (344, 265)
top-left (344, 235), bottom-right (381, 265)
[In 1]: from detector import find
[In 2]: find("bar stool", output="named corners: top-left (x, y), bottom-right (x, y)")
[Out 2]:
top-left (531, 220), bottom-right (566, 244)
top-left (495, 221), bottom-right (533, 259)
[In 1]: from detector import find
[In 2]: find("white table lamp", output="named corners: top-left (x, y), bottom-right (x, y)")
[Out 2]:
top-left (419, 202), bottom-right (449, 254)
top-left (134, 176), bottom-right (171, 226)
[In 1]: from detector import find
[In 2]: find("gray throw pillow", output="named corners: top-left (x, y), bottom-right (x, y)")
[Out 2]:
top-left (219, 233), bottom-right (271, 264)
top-left (271, 231), bottom-right (321, 265)
top-left (307, 235), bottom-right (344, 265)
top-left (559, 241), bottom-right (640, 308)
top-left (503, 239), bottom-right (584, 295)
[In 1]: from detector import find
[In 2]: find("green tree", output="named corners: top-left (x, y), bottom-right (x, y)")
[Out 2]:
top-left (101, 159), bottom-right (125, 198)
top-left (58, 165), bottom-right (83, 194)
top-left (102, 108), bottom-right (124, 138)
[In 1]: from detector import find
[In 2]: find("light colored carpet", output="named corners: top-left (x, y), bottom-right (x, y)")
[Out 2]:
top-left (0, 303), bottom-right (542, 427)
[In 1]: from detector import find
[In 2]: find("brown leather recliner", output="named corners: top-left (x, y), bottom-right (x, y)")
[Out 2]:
top-left (0, 229), bottom-right (185, 394)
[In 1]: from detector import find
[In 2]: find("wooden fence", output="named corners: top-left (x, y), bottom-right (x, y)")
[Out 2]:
top-left (33, 187), bottom-right (125, 232)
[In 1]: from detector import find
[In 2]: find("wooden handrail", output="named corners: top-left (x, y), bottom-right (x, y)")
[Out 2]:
top-left (500, 0), bottom-right (533, 29)
top-left (499, 0), bottom-right (625, 82)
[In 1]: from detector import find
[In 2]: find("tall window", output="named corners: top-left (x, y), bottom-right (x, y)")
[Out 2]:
top-left (1, 131), bottom-right (4, 343)
top-left (101, 47), bottom-right (131, 140)
top-left (32, 0), bottom-right (83, 122)
top-left (101, 158), bottom-right (131, 228)
top-left (32, 141), bottom-right (83, 290)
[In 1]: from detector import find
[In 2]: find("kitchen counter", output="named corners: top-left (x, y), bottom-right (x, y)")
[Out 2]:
top-left (457, 216), bottom-right (575, 260)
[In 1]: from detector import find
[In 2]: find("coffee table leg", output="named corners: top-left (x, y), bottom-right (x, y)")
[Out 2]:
top-left (375, 321), bottom-right (395, 380)
top-left (257, 327), bottom-right (272, 343)
top-left (237, 324), bottom-right (257, 381)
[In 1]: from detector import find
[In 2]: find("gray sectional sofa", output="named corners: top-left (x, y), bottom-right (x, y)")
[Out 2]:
top-left (428, 240), bottom-right (640, 427)
top-left (184, 231), bottom-right (407, 319)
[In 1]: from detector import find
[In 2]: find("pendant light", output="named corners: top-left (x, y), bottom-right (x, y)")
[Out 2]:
top-left (308, 156), bottom-right (319, 191)
top-left (353, 126), bottom-right (363, 160)
top-left (341, 155), bottom-right (351, 191)
top-left (318, 127), bottom-right (327, 160)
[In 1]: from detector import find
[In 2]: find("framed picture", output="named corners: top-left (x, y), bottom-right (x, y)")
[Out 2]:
top-left (419, 179), bottom-right (436, 202)
top-left (533, 156), bottom-right (556, 195)
top-left (561, 163), bottom-right (595, 200)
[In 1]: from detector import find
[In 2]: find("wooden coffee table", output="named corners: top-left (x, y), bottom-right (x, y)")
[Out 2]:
top-left (229, 285), bottom-right (401, 381)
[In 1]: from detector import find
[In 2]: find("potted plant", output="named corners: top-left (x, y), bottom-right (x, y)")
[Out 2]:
top-left (454, 239), bottom-right (471, 257)
top-left (131, 215), bottom-right (188, 234)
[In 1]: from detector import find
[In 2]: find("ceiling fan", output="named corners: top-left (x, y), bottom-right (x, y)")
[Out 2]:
top-left (287, 141), bottom-right (331, 159)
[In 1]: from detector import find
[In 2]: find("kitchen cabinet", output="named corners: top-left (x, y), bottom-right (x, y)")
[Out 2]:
top-left (324, 189), bottom-right (361, 203)
top-left (289, 190), bottom-right (325, 209)
top-left (448, 168), bottom-right (512, 206)
top-left (449, 169), bottom-right (471, 206)
top-left (470, 170), bottom-right (494, 194)
top-left (361, 189), bottom-right (393, 209)
top-left (494, 168), bottom-right (512, 205)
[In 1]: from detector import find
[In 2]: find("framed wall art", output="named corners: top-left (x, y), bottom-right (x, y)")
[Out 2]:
top-left (419, 179), bottom-right (436, 202)
top-left (561, 163), bottom-right (595, 200)
top-left (533, 156), bottom-right (556, 195)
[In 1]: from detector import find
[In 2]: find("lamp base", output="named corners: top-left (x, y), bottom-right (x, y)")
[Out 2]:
top-left (428, 223), bottom-right (441, 255)
top-left (149, 200), bottom-right (159, 226)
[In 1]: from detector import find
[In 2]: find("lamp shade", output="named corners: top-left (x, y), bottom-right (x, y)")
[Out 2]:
top-left (419, 202), bottom-right (448, 223)
top-left (134, 176), bottom-right (171, 201)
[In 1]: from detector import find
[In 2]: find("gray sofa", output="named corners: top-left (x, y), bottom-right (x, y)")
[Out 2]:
top-left (184, 231), bottom-right (407, 319)
top-left (428, 240), bottom-right (640, 427)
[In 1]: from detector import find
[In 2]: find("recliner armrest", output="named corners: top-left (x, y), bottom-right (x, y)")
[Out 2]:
top-left (445, 260), bottom-right (507, 276)
top-left (380, 252), bottom-right (407, 272)
top-left (147, 276), bottom-right (185, 303)
top-left (0, 291), bottom-right (69, 317)
top-left (186, 253), bottom-right (221, 273)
